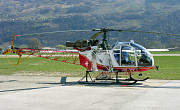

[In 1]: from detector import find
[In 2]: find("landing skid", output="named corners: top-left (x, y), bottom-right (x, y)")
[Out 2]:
top-left (78, 71), bottom-right (149, 85)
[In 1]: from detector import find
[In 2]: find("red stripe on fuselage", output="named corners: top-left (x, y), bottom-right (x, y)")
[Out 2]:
top-left (96, 63), bottom-right (154, 72)
top-left (79, 53), bottom-right (92, 71)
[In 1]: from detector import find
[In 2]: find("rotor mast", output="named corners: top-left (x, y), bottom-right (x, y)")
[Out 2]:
top-left (92, 28), bottom-right (116, 50)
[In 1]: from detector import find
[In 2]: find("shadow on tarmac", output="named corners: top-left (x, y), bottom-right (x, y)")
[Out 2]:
top-left (0, 80), bottom-right (17, 83)
top-left (38, 81), bottom-right (180, 89)
top-left (1, 77), bottom-right (180, 93)
top-left (0, 87), bottom-right (50, 93)
top-left (1, 81), bottom-right (179, 93)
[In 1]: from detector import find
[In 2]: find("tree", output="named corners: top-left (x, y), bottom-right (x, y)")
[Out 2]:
top-left (28, 38), bottom-right (42, 49)
top-left (147, 41), bottom-right (164, 49)
top-left (19, 44), bottom-right (28, 48)
top-left (1, 42), bottom-right (11, 50)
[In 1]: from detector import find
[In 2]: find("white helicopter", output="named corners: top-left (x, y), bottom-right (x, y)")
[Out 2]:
top-left (66, 28), bottom-right (155, 84)
top-left (3, 28), bottom-right (180, 84)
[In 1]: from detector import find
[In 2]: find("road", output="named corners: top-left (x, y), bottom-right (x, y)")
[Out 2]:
top-left (152, 54), bottom-right (180, 56)
top-left (0, 76), bottom-right (180, 110)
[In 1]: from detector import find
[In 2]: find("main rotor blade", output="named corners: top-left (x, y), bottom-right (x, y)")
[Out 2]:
top-left (90, 32), bottom-right (103, 40)
top-left (92, 28), bottom-right (180, 36)
top-left (15, 30), bottom-right (91, 37)
top-left (14, 28), bottom-right (180, 38)
top-left (121, 30), bottom-right (180, 36)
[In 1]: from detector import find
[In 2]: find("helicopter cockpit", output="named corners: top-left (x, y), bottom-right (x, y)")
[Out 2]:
top-left (112, 41), bottom-right (154, 67)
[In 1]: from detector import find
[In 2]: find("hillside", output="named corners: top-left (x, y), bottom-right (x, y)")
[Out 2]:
top-left (0, 0), bottom-right (180, 50)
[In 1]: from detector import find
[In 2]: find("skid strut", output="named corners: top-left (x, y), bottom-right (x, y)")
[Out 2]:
top-left (79, 71), bottom-right (94, 82)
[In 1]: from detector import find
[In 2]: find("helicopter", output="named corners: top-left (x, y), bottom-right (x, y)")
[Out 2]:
top-left (3, 28), bottom-right (180, 84)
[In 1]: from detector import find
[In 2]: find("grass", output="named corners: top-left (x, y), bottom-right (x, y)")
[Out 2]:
top-left (0, 57), bottom-right (86, 77)
top-left (0, 56), bottom-right (180, 80)
top-left (134, 56), bottom-right (180, 80)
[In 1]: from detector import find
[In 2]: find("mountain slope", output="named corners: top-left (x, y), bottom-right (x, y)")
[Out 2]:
top-left (0, 0), bottom-right (180, 49)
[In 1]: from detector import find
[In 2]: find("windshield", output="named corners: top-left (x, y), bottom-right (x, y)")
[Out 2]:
top-left (112, 42), bottom-right (154, 67)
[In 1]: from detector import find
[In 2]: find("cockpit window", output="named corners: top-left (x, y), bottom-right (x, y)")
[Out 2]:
top-left (112, 42), bottom-right (154, 67)
top-left (131, 43), bottom-right (152, 66)
top-left (113, 43), bottom-right (136, 66)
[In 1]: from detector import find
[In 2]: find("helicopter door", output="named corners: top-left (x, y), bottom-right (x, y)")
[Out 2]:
top-left (121, 46), bottom-right (136, 66)
top-left (113, 44), bottom-right (136, 67)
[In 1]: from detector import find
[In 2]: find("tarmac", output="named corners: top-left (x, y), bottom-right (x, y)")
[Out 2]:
top-left (0, 75), bottom-right (180, 110)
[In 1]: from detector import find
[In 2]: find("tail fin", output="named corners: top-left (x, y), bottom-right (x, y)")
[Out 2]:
top-left (2, 34), bottom-right (27, 65)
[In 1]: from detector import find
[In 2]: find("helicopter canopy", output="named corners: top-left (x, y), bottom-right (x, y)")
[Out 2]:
top-left (112, 41), bottom-right (154, 67)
